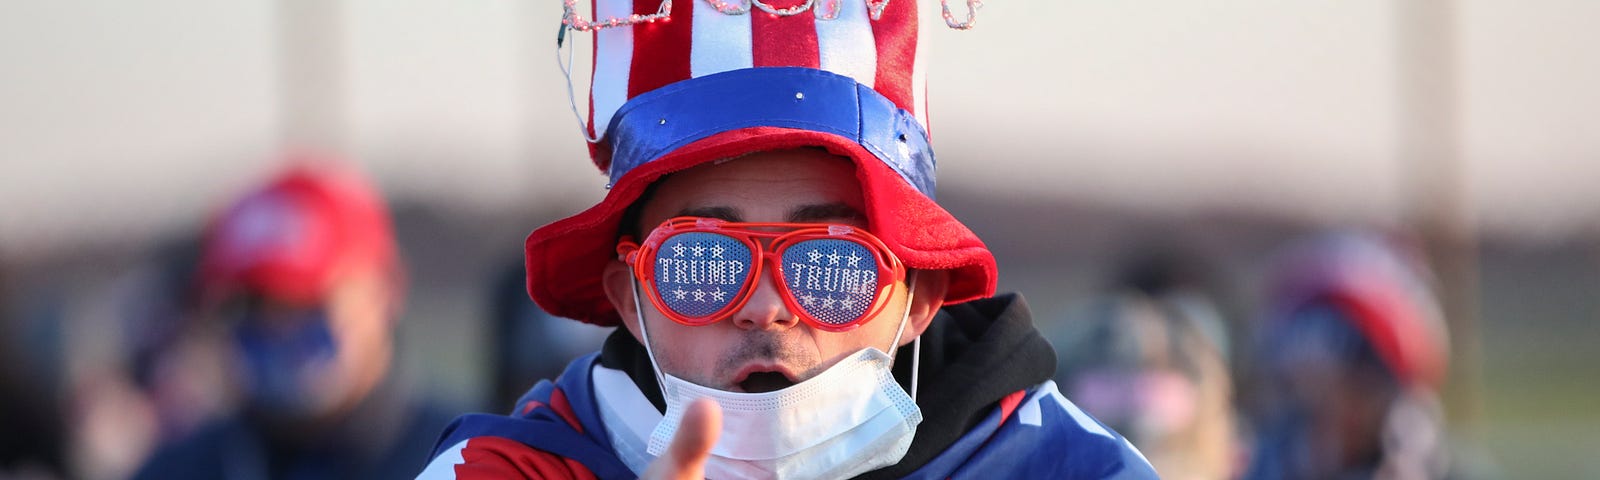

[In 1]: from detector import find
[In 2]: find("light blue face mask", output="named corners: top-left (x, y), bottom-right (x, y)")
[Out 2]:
top-left (232, 307), bottom-right (338, 417)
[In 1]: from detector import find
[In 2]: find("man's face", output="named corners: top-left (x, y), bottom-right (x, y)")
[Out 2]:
top-left (606, 148), bottom-right (939, 393)
top-left (228, 271), bottom-right (394, 423)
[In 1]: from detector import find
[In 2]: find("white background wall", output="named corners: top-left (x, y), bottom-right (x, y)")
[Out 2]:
top-left (2, 0), bottom-right (1596, 253)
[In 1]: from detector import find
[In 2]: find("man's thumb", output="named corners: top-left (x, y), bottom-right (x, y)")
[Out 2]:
top-left (642, 398), bottom-right (721, 479)
top-left (667, 398), bottom-right (721, 468)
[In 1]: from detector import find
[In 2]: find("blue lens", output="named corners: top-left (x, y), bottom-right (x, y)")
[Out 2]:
top-left (781, 239), bottom-right (881, 326)
top-left (653, 232), bottom-right (753, 318)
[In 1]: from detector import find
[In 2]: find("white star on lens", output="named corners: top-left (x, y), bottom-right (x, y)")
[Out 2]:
top-left (710, 244), bottom-right (725, 258)
top-left (710, 289), bottom-right (726, 301)
top-left (807, 250), bottom-right (822, 263)
top-left (799, 293), bottom-right (817, 307)
top-left (673, 289), bottom-right (687, 300)
top-left (690, 244), bottom-right (705, 257)
top-left (840, 297), bottom-right (856, 309)
top-left (672, 244), bottom-right (686, 257)
top-left (821, 296), bottom-right (836, 309)
top-left (828, 250), bottom-right (841, 266)
top-left (846, 252), bottom-right (862, 268)
top-left (693, 289), bottom-right (706, 301)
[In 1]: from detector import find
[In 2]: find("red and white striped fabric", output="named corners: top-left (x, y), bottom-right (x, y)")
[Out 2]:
top-left (583, 0), bottom-right (928, 170)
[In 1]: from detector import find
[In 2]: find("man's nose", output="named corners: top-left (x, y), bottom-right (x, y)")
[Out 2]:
top-left (733, 271), bottom-right (798, 331)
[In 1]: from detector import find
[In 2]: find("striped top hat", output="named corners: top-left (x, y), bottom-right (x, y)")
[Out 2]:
top-left (527, 0), bottom-right (996, 326)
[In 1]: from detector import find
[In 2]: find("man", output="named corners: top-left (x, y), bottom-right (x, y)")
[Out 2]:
top-left (420, 1), bottom-right (1156, 478)
top-left (135, 160), bottom-right (452, 479)
top-left (487, 260), bottom-right (610, 409)
top-left (1054, 253), bottom-right (1241, 480)
top-left (1245, 233), bottom-right (1452, 480)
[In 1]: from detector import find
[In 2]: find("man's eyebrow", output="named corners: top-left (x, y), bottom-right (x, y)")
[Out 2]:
top-left (677, 206), bottom-right (743, 222)
top-left (789, 203), bottom-right (865, 223)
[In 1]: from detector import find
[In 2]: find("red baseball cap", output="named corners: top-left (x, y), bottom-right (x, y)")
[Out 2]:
top-left (198, 159), bottom-right (398, 306)
top-left (1264, 232), bottom-right (1450, 390)
top-left (526, 1), bottom-right (996, 326)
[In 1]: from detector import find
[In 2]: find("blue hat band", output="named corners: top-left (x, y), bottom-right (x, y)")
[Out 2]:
top-left (605, 67), bottom-right (937, 199)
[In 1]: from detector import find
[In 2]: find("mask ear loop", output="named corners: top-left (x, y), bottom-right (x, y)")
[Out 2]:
top-left (886, 274), bottom-right (920, 401)
top-left (630, 273), bottom-right (669, 400)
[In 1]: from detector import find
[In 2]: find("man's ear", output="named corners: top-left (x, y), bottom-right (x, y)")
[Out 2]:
top-left (601, 259), bottom-right (645, 343)
top-left (899, 269), bottom-right (950, 345)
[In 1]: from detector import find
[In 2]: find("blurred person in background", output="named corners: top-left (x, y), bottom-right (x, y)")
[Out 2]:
top-left (64, 236), bottom-right (234, 480)
top-left (486, 260), bottom-right (608, 409)
top-left (116, 236), bottom-right (232, 443)
top-left (7, 238), bottom-right (233, 480)
top-left (1053, 250), bottom-right (1243, 479)
top-left (134, 159), bottom-right (452, 479)
top-left (0, 264), bottom-right (69, 480)
top-left (1244, 232), bottom-right (1453, 480)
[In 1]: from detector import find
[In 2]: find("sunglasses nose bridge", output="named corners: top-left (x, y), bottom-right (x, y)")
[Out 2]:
top-left (731, 263), bottom-right (799, 331)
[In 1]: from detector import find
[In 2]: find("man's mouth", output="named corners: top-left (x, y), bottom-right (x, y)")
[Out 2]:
top-left (737, 371), bottom-right (797, 393)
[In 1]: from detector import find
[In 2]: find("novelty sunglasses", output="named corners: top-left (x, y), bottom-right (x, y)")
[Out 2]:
top-left (617, 217), bottom-right (907, 332)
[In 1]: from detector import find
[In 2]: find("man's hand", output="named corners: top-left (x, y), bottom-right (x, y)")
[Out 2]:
top-left (641, 398), bottom-right (722, 480)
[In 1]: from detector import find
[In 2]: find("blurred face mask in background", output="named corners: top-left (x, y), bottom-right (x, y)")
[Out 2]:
top-left (231, 305), bottom-right (339, 418)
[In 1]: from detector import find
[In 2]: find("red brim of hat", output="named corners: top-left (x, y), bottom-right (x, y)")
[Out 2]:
top-left (525, 126), bottom-right (997, 326)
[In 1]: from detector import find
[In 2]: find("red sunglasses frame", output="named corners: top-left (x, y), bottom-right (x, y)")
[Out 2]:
top-left (617, 217), bottom-right (907, 332)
